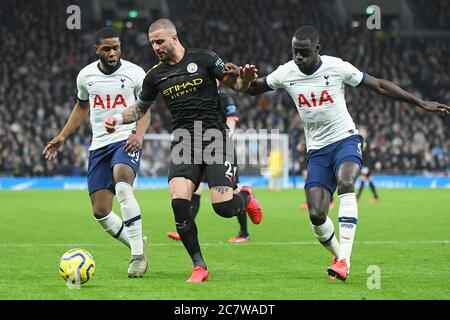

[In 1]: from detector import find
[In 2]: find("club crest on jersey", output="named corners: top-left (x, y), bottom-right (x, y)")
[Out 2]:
top-left (324, 75), bottom-right (330, 86)
top-left (187, 63), bottom-right (198, 73)
top-left (120, 78), bottom-right (125, 88)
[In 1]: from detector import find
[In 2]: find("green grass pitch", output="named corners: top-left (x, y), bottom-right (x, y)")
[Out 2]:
top-left (0, 188), bottom-right (448, 300)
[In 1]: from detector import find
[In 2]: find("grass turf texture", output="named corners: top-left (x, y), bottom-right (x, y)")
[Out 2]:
top-left (0, 188), bottom-right (448, 300)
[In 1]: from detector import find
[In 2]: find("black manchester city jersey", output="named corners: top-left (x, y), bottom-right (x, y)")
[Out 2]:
top-left (139, 48), bottom-right (228, 134)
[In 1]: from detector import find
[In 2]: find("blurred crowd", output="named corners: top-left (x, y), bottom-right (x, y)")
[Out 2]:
top-left (1, 0), bottom-right (449, 177)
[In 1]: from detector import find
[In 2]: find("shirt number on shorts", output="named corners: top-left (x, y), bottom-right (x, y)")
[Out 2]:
top-left (224, 161), bottom-right (237, 179)
top-left (128, 151), bottom-right (140, 164)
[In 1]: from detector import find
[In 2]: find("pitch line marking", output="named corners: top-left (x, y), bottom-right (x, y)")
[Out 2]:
top-left (0, 240), bottom-right (448, 247)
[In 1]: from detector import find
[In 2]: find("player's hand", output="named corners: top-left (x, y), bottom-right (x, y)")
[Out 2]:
top-left (42, 135), bottom-right (65, 160)
top-left (419, 101), bottom-right (450, 116)
top-left (104, 116), bottom-right (117, 133)
top-left (239, 64), bottom-right (258, 83)
top-left (124, 130), bottom-right (143, 153)
top-left (223, 63), bottom-right (240, 78)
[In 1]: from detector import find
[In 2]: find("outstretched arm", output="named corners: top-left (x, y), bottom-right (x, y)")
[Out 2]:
top-left (363, 74), bottom-right (450, 115)
top-left (104, 101), bottom-right (150, 132)
top-left (222, 63), bottom-right (259, 92)
top-left (42, 100), bottom-right (89, 160)
top-left (222, 63), bottom-right (273, 95)
top-left (245, 77), bottom-right (273, 96)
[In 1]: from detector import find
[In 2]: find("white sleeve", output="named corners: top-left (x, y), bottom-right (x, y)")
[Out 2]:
top-left (76, 71), bottom-right (89, 101)
top-left (339, 60), bottom-right (364, 87)
top-left (266, 64), bottom-right (289, 90)
top-left (134, 67), bottom-right (146, 97)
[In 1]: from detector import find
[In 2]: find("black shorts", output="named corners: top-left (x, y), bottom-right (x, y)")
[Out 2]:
top-left (168, 137), bottom-right (238, 190)
top-left (200, 167), bottom-right (239, 184)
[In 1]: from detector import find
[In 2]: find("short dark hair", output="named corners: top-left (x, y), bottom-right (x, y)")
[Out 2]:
top-left (294, 26), bottom-right (319, 43)
top-left (94, 27), bottom-right (120, 45)
top-left (148, 18), bottom-right (177, 35)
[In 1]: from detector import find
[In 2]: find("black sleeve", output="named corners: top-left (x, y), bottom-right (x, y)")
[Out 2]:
top-left (138, 71), bottom-right (158, 106)
top-left (202, 49), bottom-right (226, 81)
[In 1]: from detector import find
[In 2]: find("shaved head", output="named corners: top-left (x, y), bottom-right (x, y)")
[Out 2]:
top-left (148, 18), bottom-right (177, 35)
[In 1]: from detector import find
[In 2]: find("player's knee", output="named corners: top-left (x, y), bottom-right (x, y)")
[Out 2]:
top-left (115, 182), bottom-right (134, 203)
top-left (92, 205), bottom-right (111, 219)
top-left (212, 200), bottom-right (235, 218)
top-left (171, 198), bottom-right (193, 228)
top-left (337, 180), bottom-right (355, 194)
top-left (308, 206), bottom-right (327, 226)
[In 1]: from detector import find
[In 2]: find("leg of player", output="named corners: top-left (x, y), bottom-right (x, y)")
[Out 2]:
top-left (167, 182), bottom-right (204, 242)
top-left (307, 187), bottom-right (340, 259)
top-left (210, 186), bottom-right (262, 225)
top-left (368, 176), bottom-right (380, 202)
top-left (330, 161), bottom-right (360, 280)
top-left (299, 170), bottom-right (309, 209)
top-left (113, 163), bottom-right (148, 278)
top-left (191, 182), bottom-right (204, 220)
top-left (229, 187), bottom-right (250, 243)
top-left (169, 177), bottom-right (208, 282)
top-left (356, 174), bottom-right (366, 201)
top-left (91, 189), bottom-right (130, 248)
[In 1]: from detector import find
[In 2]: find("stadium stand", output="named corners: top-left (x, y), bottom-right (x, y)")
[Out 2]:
top-left (0, 0), bottom-right (448, 176)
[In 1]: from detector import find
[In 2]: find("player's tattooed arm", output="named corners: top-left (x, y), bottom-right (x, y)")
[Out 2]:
top-left (363, 74), bottom-right (450, 116)
top-left (124, 107), bottom-right (151, 153)
top-left (122, 101), bottom-right (150, 124)
top-left (104, 101), bottom-right (150, 133)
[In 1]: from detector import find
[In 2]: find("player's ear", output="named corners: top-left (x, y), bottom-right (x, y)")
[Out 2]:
top-left (93, 44), bottom-right (99, 55)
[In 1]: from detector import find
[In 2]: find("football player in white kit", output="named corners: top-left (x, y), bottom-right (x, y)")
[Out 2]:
top-left (42, 28), bottom-right (151, 278)
top-left (241, 26), bottom-right (449, 281)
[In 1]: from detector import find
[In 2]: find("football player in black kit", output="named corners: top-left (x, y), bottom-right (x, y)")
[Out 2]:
top-left (166, 88), bottom-right (251, 243)
top-left (104, 19), bottom-right (262, 282)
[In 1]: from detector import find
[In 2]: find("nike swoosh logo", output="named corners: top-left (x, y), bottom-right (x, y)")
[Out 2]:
top-left (88, 83), bottom-right (94, 86)
top-left (289, 82), bottom-right (297, 86)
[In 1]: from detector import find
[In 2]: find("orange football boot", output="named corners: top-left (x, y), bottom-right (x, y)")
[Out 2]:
top-left (187, 266), bottom-right (209, 283)
top-left (327, 258), bottom-right (349, 281)
top-left (240, 186), bottom-right (263, 224)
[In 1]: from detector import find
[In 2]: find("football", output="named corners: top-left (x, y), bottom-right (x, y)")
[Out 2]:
top-left (59, 248), bottom-right (96, 285)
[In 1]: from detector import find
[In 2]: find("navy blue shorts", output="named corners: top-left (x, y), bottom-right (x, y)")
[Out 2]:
top-left (87, 140), bottom-right (141, 195)
top-left (305, 135), bottom-right (362, 196)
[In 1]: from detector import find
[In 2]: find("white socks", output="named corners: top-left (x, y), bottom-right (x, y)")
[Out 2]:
top-left (115, 182), bottom-right (144, 256)
top-left (96, 211), bottom-right (130, 248)
top-left (311, 216), bottom-right (340, 258)
top-left (338, 193), bottom-right (358, 267)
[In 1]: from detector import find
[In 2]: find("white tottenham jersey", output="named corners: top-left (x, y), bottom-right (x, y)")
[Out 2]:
top-left (266, 55), bottom-right (364, 151)
top-left (77, 59), bottom-right (146, 150)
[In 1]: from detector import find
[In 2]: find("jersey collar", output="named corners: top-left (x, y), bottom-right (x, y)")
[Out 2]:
top-left (299, 57), bottom-right (322, 76)
top-left (97, 60), bottom-right (122, 75)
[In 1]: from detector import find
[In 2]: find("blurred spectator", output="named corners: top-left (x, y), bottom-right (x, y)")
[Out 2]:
top-left (0, 0), bottom-right (449, 177)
